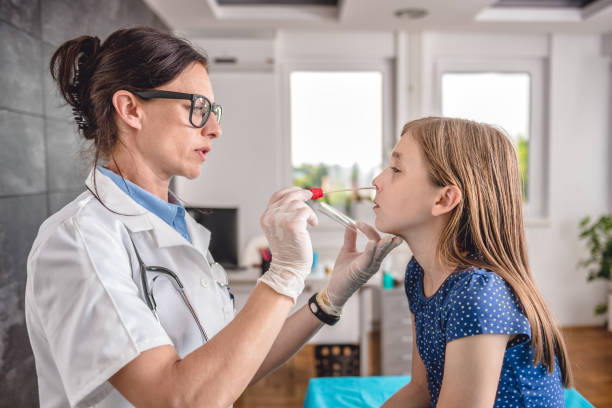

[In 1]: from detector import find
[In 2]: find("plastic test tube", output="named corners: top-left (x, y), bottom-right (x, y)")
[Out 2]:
top-left (310, 201), bottom-right (359, 231)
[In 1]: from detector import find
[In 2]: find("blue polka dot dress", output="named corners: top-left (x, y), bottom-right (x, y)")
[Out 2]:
top-left (405, 257), bottom-right (564, 407)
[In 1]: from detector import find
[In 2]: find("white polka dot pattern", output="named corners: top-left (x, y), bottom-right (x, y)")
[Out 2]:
top-left (404, 257), bottom-right (565, 407)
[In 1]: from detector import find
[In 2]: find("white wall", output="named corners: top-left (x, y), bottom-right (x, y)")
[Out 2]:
top-left (179, 31), bottom-right (610, 326)
top-left (529, 35), bottom-right (609, 326)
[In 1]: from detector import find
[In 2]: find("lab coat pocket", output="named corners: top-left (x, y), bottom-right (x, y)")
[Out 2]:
top-left (209, 262), bottom-right (234, 321)
top-left (148, 275), bottom-right (203, 357)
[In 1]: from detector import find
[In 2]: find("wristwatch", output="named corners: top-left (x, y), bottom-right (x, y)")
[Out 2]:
top-left (308, 292), bottom-right (340, 326)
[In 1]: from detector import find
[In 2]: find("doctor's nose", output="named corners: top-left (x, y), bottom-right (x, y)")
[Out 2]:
top-left (202, 115), bottom-right (221, 140)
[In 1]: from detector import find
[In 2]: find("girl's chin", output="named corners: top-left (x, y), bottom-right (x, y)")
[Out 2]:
top-left (374, 218), bottom-right (390, 234)
top-left (375, 219), bottom-right (401, 237)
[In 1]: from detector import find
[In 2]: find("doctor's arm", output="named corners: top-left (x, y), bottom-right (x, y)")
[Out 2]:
top-left (110, 282), bottom-right (294, 408)
top-left (109, 188), bottom-right (316, 408)
top-left (249, 223), bottom-right (402, 384)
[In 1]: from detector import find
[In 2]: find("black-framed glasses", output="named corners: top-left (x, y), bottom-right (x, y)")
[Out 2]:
top-left (133, 90), bottom-right (222, 128)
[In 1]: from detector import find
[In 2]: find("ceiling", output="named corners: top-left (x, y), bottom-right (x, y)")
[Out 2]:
top-left (142, 0), bottom-right (612, 38)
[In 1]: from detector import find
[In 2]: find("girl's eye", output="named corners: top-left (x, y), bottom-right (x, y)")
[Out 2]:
top-left (390, 167), bottom-right (401, 174)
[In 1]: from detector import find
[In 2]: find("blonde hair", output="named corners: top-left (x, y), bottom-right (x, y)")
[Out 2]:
top-left (403, 116), bottom-right (572, 386)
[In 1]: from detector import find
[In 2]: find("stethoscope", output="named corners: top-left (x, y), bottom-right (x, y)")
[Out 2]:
top-left (126, 232), bottom-right (233, 344)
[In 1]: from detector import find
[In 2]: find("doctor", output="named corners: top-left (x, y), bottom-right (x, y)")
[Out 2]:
top-left (25, 26), bottom-right (401, 408)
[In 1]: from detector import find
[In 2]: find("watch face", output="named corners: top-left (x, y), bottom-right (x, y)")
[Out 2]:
top-left (310, 302), bottom-right (318, 314)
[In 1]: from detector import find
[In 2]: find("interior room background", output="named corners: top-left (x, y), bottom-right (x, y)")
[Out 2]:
top-left (1, 0), bottom-right (611, 406)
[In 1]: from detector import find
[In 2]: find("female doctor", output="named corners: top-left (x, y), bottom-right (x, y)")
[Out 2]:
top-left (24, 26), bottom-right (401, 408)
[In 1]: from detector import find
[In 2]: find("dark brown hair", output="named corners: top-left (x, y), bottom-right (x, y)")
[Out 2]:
top-left (50, 26), bottom-right (208, 167)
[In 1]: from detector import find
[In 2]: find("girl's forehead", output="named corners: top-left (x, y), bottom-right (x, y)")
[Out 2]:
top-left (392, 134), bottom-right (415, 157)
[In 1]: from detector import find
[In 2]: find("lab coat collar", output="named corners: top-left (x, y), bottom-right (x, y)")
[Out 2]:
top-left (84, 168), bottom-right (211, 254)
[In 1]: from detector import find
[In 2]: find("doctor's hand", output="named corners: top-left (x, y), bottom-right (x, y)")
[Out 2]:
top-left (319, 222), bottom-right (402, 316)
top-left (258, 187), bottom-right (318, 302)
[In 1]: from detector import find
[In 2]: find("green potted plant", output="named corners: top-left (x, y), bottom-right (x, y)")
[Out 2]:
top-left (578, 215), bottom-right (612, 331)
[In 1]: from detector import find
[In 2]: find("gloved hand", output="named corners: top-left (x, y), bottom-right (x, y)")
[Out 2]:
top-left (318, 222), bottom-right (403, 316)
top-left (257, 187), bottom-right (318, 302)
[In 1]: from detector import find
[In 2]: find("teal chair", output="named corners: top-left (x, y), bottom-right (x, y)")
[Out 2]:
top-left (303, 376), bottom-right (594, 408)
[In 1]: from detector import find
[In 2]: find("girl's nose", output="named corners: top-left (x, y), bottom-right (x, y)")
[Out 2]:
top-left (372, 175), bottom-right (381, 191)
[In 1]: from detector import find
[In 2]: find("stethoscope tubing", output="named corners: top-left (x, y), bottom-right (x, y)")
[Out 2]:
top-left (127, 231), bottom-right (210, 343)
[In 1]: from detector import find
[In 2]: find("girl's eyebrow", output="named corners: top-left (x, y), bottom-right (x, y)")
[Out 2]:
top-left (391, 151), bottom-right (401, 160)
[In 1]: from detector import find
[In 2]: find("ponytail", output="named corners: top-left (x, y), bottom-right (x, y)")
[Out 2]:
top-left (50, 36), bottom-right (101, 138)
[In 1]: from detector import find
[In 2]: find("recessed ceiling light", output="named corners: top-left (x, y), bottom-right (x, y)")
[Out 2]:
top-left (394, 8), bottom-right (428, 19)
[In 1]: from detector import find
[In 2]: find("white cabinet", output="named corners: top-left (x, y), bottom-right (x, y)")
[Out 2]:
top-left (380, 288), bottom-right (413, 376)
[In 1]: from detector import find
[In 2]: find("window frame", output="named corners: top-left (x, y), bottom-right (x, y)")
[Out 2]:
top-left (434, 57), bottom-right (548, 219)
top-left (279, 59), bottom-right (395, 191)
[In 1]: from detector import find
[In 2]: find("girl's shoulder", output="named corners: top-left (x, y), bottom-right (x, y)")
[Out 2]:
top-left (443, 267), bottom-right (531, 343)
top-left (404, 258), bottom-right (511, 307)
top-left (449, 267), bottom-right (509, 296)
top-left (442, 266), bottom-right (522, 317)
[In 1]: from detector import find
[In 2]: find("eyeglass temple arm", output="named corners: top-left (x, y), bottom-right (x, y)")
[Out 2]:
top-left (133, 90), bottom-right (193, 100)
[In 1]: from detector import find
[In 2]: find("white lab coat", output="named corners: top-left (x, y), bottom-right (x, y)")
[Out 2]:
top-left (25, 168), bottom-right (235, 408)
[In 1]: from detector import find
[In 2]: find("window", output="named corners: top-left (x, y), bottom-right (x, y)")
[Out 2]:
top-left (437, 58), bottom-right (546, 217)
top-left (442, 72), bottom-right (530, 198)
top-left (289, 71), bottom-right (384, 212)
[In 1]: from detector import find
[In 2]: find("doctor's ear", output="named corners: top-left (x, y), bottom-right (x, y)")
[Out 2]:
top-left (431, 185), bottom-right (462, 217)
top-left (112, 90), bottom-right (143, 131)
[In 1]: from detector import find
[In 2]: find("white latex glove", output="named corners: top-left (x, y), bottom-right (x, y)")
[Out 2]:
top-left (318, 222), bottom-right (403, 316)
top-left (257, 187), bottom-right (318, 302)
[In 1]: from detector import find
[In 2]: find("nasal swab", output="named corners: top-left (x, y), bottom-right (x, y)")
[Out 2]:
top-left (309, 187), bottom-right (375, 200)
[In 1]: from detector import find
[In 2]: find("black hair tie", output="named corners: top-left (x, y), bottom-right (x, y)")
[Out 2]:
top-left (70, 36), bottom-right (101, 131)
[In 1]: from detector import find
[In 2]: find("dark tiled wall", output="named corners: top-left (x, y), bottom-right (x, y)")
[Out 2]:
top-left (0, 1), bottom-right (167, 406)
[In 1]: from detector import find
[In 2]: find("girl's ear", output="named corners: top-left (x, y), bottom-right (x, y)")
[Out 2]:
top-left (112, 90), bottom-right (143, 130)
top-left (432, 185), bottom-right (462, 217)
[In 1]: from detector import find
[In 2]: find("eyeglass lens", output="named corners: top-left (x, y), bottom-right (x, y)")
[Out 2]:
top-left (192, 97), bottom-right (222, 127)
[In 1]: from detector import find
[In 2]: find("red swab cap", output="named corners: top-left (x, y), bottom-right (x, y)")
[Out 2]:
top-left (309, 188), bottom-right (324, 200)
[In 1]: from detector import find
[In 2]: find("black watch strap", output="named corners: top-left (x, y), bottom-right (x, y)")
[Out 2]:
top-left (308, 292), bottom-right (340, 326)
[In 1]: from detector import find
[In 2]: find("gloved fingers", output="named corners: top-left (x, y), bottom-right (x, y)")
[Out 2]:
top-left (271, 188), bottom-right (313, 207)
top-left (360, 240), bottom-right (378, 270)
top-left (341, 224), bottom-right (358, 252)
top-left (261, 189), bottom-right (314, 229)
top-left (275, 199), bottom-right (318, 224)
top-left (356, 221), bottom-right (381, 242)
top-left (372, 235), bottom-right (403, 264)
top-left (267, 186), bottom-right (305, 206)
top-left (295, 205), bottom-right (319, 227)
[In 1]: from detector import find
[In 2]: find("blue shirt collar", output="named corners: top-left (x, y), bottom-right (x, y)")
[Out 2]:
top-left (97, 166), bottom-right (191, 243)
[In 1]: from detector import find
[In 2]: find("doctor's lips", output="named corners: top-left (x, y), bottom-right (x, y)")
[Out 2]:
top-left (195, 146), bottom-right (210, 161)
top-left (309, 187), bottom-right (376, 200)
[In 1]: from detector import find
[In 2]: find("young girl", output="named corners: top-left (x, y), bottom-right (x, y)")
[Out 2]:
top-left (375, 117), bottom-right (571, 407)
